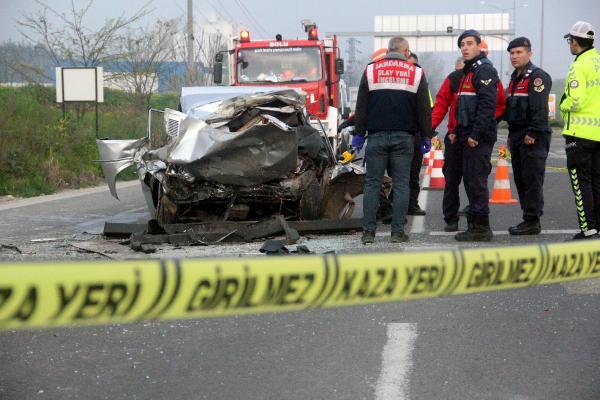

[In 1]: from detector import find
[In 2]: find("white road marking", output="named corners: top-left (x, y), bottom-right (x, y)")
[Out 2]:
top-left (548, 150), bottom-right (567, 159)
top-left (410, 174), bottom-right (429, 234)
top-left (562, 278), bottom-right (600, 294)
top-left (375, 323), bottom-right (417, 400)
top-left (429, 229), bottom-right (579, 236)
top-left (0, 181), bottom-right (140, 211)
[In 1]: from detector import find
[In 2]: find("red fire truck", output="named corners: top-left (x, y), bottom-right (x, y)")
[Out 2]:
top-left (213, 20), bottom-right (348, 152)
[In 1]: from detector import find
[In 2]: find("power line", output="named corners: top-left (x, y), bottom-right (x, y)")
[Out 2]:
top-left (232, 0), bottom-right (269, 38)
top-left (211, 0), bottom-right (237, 24)
top-left (241, 2), bottom-right (270, 37)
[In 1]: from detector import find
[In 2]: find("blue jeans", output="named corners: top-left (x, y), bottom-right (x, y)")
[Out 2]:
top-left (363, 131), bottom-right (414, 233)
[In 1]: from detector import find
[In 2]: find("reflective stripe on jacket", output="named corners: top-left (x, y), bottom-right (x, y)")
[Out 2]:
top-left (561, 47), bottom-right (600, 141)
top-left (354, 53), bottom-right (433, 138)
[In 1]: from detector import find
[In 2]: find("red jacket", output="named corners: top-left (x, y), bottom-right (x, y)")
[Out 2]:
top-left (432, 69), bottom-right (506, 134)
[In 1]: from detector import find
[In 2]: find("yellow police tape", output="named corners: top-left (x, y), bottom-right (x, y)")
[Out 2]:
top-left (1, 240), bottom-right (600, 330)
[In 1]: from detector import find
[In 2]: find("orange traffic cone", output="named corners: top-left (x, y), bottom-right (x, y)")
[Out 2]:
top-left (489, 145), bottom-right (518, 204)
top-left (425, 148), bottom-right (434, 176)
top-left (424, 149), bottom-right (445, 190)
top-left (423, 137), bottom-right (439, 166)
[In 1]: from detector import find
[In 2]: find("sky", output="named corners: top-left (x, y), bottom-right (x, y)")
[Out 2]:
top-left (1, 0), bottom-right (599, 82)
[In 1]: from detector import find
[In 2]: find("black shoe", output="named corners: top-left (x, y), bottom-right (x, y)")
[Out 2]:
top-left (444, 220), bottom-right (459, 232)
top-left (361, 230), bottom-right (375, 244)
top-left (391, 231), bottom-right (409, 243)
top-left (407, 205), bottom-right (426, 216)
top-left (455, 229), bottom-right (493, 242)
top-left (570, 230), bottom-right (600, 240)
top-left (457, 205), bottom-right (470, 217)
top-left (509, 220), bottom-right (541, 235)
top-left (455, 215), bottom-right (493, 242)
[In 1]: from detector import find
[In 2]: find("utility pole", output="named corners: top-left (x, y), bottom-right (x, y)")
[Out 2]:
top-left (345, 37), bottom-right (361, 87)
top-left (187, 0), bottom-right (194, 79)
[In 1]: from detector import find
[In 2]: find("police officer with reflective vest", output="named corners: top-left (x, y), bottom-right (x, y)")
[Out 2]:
top-left (503, 37), bottom-right (552, 235)
top-left (453, 29), bottom-right (503, 241)
top-left (561, 21), bottom-right (600, 240)
top-left (353, 37), bottom-right (433, 244)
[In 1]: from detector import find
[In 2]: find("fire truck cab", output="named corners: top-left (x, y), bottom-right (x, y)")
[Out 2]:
top-left (213, 20), bottom-right (346, 153)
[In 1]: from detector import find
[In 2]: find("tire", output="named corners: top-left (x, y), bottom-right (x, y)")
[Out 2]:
top-left (155, 187), bottom-right (178, 225)
top-left (299, 176), bottom-right (323, 220)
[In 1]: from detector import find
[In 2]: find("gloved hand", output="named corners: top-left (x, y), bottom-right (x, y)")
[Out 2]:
top-left (351, 135), bottom-right (366, 152)
top-left (420, 138), bottom-right (432, 154)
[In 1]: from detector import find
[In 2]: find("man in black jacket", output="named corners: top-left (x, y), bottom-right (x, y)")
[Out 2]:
top-left (453, 29), bottom-right (502, 241)
top-left (406, 52), bottom-right (432, 216)
top-left (504, 37), bottom-right (552, 235)
top-left (353, 37), bottom-right (433, 244)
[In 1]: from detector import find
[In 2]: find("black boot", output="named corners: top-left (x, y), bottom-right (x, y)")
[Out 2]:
top-left (361, 230), bottom-right (375, 244)
top-left (509, 219), bottom-right (541, 235)
top-left (570, 230), bottom-right (600, 240)
top-left (466, 212), bottom-right (473, 230)
top-left (455, 214), bottom-right (493, 242)
top-left (407, 204), bottom-right (426, 216)
top-left (444, 218), bottom-right (459, 232)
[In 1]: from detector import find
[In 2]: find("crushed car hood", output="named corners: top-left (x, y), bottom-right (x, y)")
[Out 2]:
top-left (98, 88), bottom-right (310, 193)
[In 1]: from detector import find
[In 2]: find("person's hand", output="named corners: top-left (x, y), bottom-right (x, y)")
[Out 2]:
top-left (524, 134), bottom-right (535, 145)
top-left (351, 135), bottom-right (366, 152)
top-left (420, 138), bottom-right (432, 154)
top-left (468, 137), bottom-right (479, 147)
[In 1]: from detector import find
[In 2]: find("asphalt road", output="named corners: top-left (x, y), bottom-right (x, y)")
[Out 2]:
top-left (1, 133), bottom-right (599, 399)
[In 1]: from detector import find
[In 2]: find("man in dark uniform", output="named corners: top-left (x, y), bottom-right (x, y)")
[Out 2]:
top-left (503, 37), bottom-right (552, 235)
top-left (353, 37), bottom-right (433, 244)
top-left (432, 57), bottom-right (465, 231)
top-left (407, 52), bottom-right (431, 216)
top-left (453, 29), bottom-right (502, 241)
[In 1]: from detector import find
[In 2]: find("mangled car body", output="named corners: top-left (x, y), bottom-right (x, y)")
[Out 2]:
top-left (97, 87), bottom-right (366, 224)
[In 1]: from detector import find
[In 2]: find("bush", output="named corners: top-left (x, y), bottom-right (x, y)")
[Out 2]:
top-left (0, 85), bottom-right (179, 197)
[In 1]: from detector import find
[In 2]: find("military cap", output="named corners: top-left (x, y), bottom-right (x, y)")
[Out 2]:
top-left (507, 36), bottom-right (532, 51)
top-left (457, 29), bottom-right (482, 48)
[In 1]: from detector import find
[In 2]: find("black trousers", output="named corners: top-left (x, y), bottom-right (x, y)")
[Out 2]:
top-left (509, 132), bottom-right (550, 221)
top-left (443, 135), bottom-right (493, 221)
top-left (442, 134), bottom-right (462, 222)
top-left (565, 136), bottom-right (600, 232)
top-left (409, 134), bottom-right (423, 208)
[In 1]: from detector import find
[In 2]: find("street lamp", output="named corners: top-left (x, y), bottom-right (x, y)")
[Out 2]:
top-left (480, 0), bottom-right (528, 33)
top-left (479, 1), bottom-right (529, 80)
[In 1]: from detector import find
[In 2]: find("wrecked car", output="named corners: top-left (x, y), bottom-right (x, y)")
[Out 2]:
top-left (96, 87), bottom-right (367, 225)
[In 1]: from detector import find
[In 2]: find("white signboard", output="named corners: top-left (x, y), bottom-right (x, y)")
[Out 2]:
top-left (56, 67), bottom-right (104, 103)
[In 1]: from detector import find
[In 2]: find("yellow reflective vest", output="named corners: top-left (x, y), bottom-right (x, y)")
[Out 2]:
top-left (561, 47), bottom-right (600, 141)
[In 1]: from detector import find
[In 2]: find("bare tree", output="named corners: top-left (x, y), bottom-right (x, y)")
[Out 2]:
top-left (16, 0), bottom-right (152, 119)
top-left (0, 42), bottom-right (50, 84)
top-left (17, 0), bottom-right (151, 67)
top-left (196, 28), bottom-right (226, 85)
top-left (111, 19), bottom-right (177, 108)
top-left (164, 27), bottom-right (227, 92)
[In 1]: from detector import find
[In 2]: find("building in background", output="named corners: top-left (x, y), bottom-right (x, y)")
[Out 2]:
top-left (373, 14), bottom-right (512, 87)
